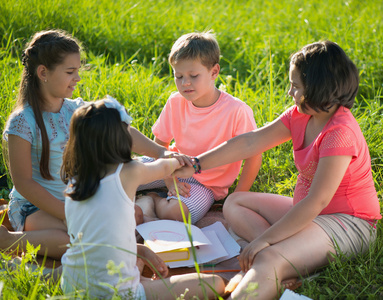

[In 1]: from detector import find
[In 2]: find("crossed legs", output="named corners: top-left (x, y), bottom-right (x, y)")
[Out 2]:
top-left (223, 192), bottom-right (335, 299)
top-left (223, 192), bottom-right (293, 242)
top-left (227, 222), bottom-right (334, 299)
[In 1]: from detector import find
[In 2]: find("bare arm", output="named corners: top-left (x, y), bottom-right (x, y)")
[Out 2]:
top-left (137, 244), bottom-right (168, 278)
top-left (154, 136), bottom-right (170, 150)
top-left (121, 158), bottom-right (182, 199)
top-left (234, 154), bottom-right (262, 192)
top-left (130, 127), bottom-right (168, 158)
top-left (155, 136), bottom-right (193, 167)
top-left (200, 119), bottom-right (291, 170)
top-left (139, 158), bottom-right (181, 185)
top-left (130, 128), bottom-right (192, 167)
top-left (239, 155), bottom-right (353, 270)
top-left (8, 135), bottom-right (65, 220)
top-left (174, 118), bottom-right (291, 178)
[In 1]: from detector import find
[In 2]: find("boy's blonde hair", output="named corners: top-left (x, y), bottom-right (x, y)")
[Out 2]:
top-left (169, 31), bottom-right (220, 69)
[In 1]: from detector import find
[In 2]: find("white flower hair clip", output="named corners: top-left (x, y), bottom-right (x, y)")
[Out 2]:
top-left (104, 95), bottom-right (133, 125)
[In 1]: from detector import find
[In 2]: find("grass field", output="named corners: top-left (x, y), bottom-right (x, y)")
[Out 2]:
top-left (0, 0), bottom-right (382, 298)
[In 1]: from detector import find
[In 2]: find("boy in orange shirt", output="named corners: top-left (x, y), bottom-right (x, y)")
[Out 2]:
top-left (139, 31), bottom-right (262, 224)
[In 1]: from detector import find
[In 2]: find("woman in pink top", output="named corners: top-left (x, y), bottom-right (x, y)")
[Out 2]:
top-left (175, 41), bottom-right (381, 299)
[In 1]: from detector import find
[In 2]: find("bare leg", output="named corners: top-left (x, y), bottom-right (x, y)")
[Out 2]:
top-left (25, 210), bottom-right (67, 231)
top-left (148, 192), bottom-right (190, 222)
top-left (0, 225), bottom-right (68, 260)
top-left (225, 272), bottom-right (301, 296)
top-left (136, 195), bottom-right (157, 223)
top-left (141, 272), bottom-right (225, 300)
top-left (224, 271), bottom-right (245, 295)
top-left (228, 222), bottom-right (335, 300)
top-left (224, 192), bottom-right (301, 291)
top-left (223, 192), bottom-right (293, 242)
top-left (0, 210), bottom-right (69, 259)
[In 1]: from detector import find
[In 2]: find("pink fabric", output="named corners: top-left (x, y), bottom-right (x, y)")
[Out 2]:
top-left (280, 105), bottom-right (381, 221)
top-left (152, 91), bottom-right (257, 200)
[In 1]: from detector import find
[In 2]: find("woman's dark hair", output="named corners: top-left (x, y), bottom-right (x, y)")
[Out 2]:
top-left (61, 101), bottom-right (133, 201)
top-left (290, 40), bottom-right (359, 112)
top-left (17, 29), bottom-right (81, 179)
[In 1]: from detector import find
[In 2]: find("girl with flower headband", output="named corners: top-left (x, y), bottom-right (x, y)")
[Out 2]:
top-left (60, 98), bottom-right (225, 299)
top-left (1, 29), bottom-right (186, 260)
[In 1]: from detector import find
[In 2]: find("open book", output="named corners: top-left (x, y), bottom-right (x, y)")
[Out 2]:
top-left (136, 220), bottom-right (240, 268)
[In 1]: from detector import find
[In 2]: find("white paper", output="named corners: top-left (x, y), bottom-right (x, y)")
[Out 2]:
top-left (167, 230), bottom-right (228, 268)
top-left (136, 220), bottom-right (210, 252)
top-left (280, 290), bottom-right (312, 300)
top-left (201, 222), bottom-right (241, 264)
top-left (137, 220), bottom-right (241, 268)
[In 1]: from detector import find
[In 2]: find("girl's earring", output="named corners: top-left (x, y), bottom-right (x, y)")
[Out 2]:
top-left (44, 79), bottom-right (47, 83)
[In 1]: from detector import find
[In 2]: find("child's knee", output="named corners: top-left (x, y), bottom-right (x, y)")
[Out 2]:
top-left (223, 194), bottom-right (240, 218)
top-left (224, 193), bottom-right (243, 207)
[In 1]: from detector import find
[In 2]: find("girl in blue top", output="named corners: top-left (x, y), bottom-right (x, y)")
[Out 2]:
top-left (1, 30), bottom-right (184, 260)
top-left (2, 29), bottom-right (83, 259)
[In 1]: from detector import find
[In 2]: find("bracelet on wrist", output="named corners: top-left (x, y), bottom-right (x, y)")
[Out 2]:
top-left (193, 157), bottom-right (201, 174)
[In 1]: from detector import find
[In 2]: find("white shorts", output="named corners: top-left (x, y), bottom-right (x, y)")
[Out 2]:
top-left (313, 213), bottom-right (377, 257)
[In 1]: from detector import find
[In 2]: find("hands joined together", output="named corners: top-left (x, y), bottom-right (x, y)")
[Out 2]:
top-left (160, 152), bottom-right (198, 196)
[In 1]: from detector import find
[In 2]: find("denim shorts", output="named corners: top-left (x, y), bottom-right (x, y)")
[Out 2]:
top-left (8, 197), bottom-right (40, 231)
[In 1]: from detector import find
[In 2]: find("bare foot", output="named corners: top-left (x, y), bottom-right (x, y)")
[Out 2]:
top-left (281, 277), bottom-right (302, 290)
top-left (136, 195), bottom-right (158, 222)
top-left (224, 271), bottom-right (245, 294)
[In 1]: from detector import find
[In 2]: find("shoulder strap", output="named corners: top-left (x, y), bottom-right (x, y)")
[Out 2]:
top-left (115, 163), bottom-right (124, 175)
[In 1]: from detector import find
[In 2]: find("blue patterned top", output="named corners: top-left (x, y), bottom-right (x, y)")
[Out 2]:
top-left (3, 98), bottom-right (84, 202)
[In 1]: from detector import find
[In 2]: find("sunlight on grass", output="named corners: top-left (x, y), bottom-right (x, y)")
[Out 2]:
top-left (0, 0), bottom-right (382, 298)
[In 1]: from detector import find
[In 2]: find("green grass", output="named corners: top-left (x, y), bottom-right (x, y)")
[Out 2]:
top-left (0, 0), bottom-right (382, 298)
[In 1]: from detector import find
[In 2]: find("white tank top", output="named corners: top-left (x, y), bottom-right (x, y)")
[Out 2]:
top-left (61, 163), bottom-right (145, 299)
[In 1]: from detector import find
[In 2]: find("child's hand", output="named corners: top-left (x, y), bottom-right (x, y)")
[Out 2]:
top-left (238, 239), bottom-right (270, 272)
top-left (164, 177), bottom-right (191, 198)
top-left (138, 245), bottom-right (168, 279)
top-left (163, 151), bottom-right (194, 167)
top-left (173, 165), bottom-right (195, 179)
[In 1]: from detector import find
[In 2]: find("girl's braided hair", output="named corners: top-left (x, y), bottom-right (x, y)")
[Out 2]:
top-left (17, 29), bottom-right (81, 179)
